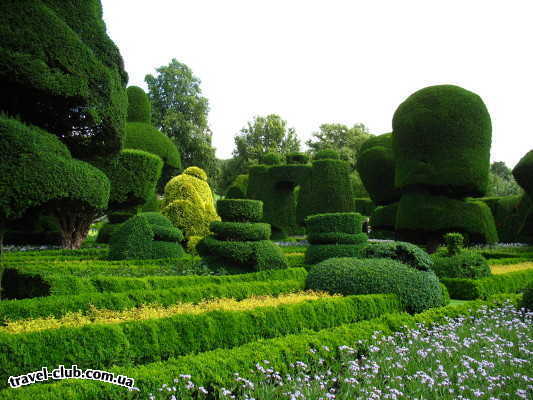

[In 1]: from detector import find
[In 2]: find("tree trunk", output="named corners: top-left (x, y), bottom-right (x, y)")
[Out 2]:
top-left (55, 208), bottom-right (95, 250)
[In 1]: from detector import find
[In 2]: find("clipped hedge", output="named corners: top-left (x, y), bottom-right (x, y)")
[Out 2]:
top-left (0, 298), bottom-right (508, 400)
top-left (354, 198), bottom-right (375, 217)
top-left (370, 202), bottom-right (398, 230)
top-left (286, 152), bottom-right (310, 164)
top-left (0, 294), bottom-right (401, 389)
top-left (314, 149), bottom-right (340, 160)
top-left (305, 212), bottom-right (364, 234)
top-left (210, 221), bottom-right (271, 241)
top-left (0, 279), bottom-right (306, 323)
top-left (307, 232), bottom-right (368, 245)
top-left (441, 269), bottom-right (533, 300)
top-left (306, 257), bottom-right (446, 313)
top-left (216, 199), bottom-right (263, 222)
top-left (126, 86), bottom-right (151, 123)
top-left (513, 150), bottom-right (533, 198)
top-left (431, 251), bottom-right (491, 279)
top-left (360, 241), bottom-right (433, 271)
top-left (225, 174), bottom-right (248, 199)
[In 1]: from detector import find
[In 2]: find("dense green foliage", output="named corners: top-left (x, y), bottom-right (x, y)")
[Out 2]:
top-left (357, 133), bottom-right (401, 205)
top-left (444, 232), bottom-right (464, 255)
top-left (0, 0), bottom-right (128, 161)
top-left (304, 244), bottom-right (367, 264)
top-left (210, 221), bottom-right (271, 241)
top-left (392, 85), bottom-right (492, 197)
top-left (225, 174), bottom-right (248, 199)
top-left (314, 149), bottom-right (340, 160)
top-left (354, 198), bottom-right (375, 217)
top-left (360, 241), bottom-right (433, 271)
top-left (432, 251), bottom-right (491, 279)
top-left (305, 212), bottom-right (364, 234)
top-left (286, 152), bottom-right (310, 164)
top-left (479, 194), bottom-right (532, 242)
top-left (306, 232), bottom-right (368, 245)
top-left (513, 150), bottom-right (533, 198)
top-left (108, 212), bottom-right (184, 260)
top-left (306, 258), bottom-right (446, 313)
top-left (521, 280), bottom-right (533, 310)
top-left (216, 199), bottom-right (263, 222)
top-left (126, 86), bottom-right (151, 123)
top-left (260, 152), bottom-right (284, 165)
top-left (370, 202), bottom-right (398, 232)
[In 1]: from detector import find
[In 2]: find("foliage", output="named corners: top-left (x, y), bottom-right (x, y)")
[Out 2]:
top-left (0, 0), bottom-right (128, 161)
top-left (432, 251), bottom-right (491, 279)
top-left (305, 212), bottom-right (364, 234)
top-left (161, 167), bottom-right (219, 238)
top-left (145, 59), bottom-right (218, 184)
top-left (216, 199), bottom-right (263, 222)
top-left (211, 222), bottom-right (271, 241)
top-left (444, 232), bottom-right (464, 256)
top-left (306, 257), bottom-right (446, 313)
top-left (354, 197), bottom-right (375, 217)
top-left (392, 85), bottom-right (492, 197)
top-left (521, 280), bottom-right (533, 310)
top-left (306, 123), bottom-right (371, 169)
top-left (360, 241), bottom-right (433, 271)
top-left (486, 161), bottom-right (522, 196)
top-left (108, 212), bottom-right (184, 260)
top-left (370, 202), bottom-right (398, 230)
top-left (286, 152), bottom-right (309, 164)
top-left (126, 86), bottom-right (151, 123)
top-left (513, 150), bottom-right (533, 199)
top-left (314, 149), bottom-right (340, 160)
top-left (304, 244), bottom-right (367, 264)
top-left (225, 174), bottom-right (249, 199)
top-left (260, 152), bottom-right (284, 165)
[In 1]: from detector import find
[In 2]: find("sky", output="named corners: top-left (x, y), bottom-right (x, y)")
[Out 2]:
top-left (102, 0), bottom-right (532, 168)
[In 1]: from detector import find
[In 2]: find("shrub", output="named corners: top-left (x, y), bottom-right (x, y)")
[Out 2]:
top-left (513, 150), bottom-right (533, 199)
top-left (360, 241), bottom-right (433, 271)
top-left (354, 198), bottom-right (375, 217)
top-left (126, 86), bottom-right (151, 123)
top-left (260, 152), bottom-right (283, 165)
top-left (356, 133), bottom-right (401, 205)
top-left (370, 202), bottom-right (398, 230)
top-left (225, 174), bottom-right (248, 199)
top-left (479, 194), bottom-right (532, 243)
top-left (305, 212), bottom-right (364, 234)
top-left (211, 221), bottom-right (271, 241)
top-left (162, 167), bottom-right (220, 238)
top-left (432, 252), bottom-right (491, 279)
top-left (108, 212), bottom-right (184, 260)
top-left (307, 232), bottom-right (368, 245)
top-left (306, 257), bottom-right (446, 313)
top-left (216, 199), bottom-right (263, 222)
top-left (521, 280), bottom-right (533, 310)
top-left (286, 152), bottom-right (310, 164)
top-left (304, 244), bottom-right (367, 265)
top-left (314, 149), bottom-right (340, 160)
top-left (444, 232), bottom-right (464, 256)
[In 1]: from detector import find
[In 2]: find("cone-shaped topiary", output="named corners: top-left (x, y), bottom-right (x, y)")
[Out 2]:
top-left (161, 166), bottom-right (220, 239)
top-left (197, 199), bottom-right (288, 272)
top-left (357, 133), bottom-right (401, 205)
top-left (109, 212), bottom-right (184, 260)
top-left (304, 212), bottom-right (368, 264)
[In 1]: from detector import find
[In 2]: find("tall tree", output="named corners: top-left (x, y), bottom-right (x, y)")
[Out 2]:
top-left (145, 59), bottom-right (218, 184)
top-left (487, 161), bottom-right (522, 197)
top-left (306, 123), bottom-right (371, 169)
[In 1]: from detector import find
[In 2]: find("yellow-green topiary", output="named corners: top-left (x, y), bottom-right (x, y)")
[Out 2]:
top-left (162, 167), bottom-right (220, 238)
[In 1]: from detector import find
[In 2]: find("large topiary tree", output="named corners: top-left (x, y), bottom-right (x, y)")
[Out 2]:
top-left (161, 166), bottom-right (220, 239)
top-left (392, 85), bottom-right (497, 247)
top-left (512, 150), bottom-right (533, 243)
top-left (0, 117), bottom-right (110, 249)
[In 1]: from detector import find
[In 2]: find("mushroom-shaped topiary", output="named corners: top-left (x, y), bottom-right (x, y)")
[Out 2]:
top-left (513, 150), bottom-right (533, 199)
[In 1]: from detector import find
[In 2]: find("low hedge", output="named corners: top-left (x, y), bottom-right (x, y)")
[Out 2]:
top-left (210, 221), bottom-right (271, 241)
top-left (431, 251), bottom-right (491, 279)
top-left (305, 212), bottom-right (364, 234)
top-left (304, 244), bottom-right (367, 265)
top-left (1, 267), bottom-right (307, 299)
top-left (0, 297), bottom-right (514, 400)
top-left (307, 232), bottom-right (368, 245)
top-left (216, 199), bottom-right (263, 222)
top-left (0, 279), bottom-right (306, 323)
top-left (441, 269), bottom-right (533, 300)
top-left (0, 293), bottom-right (401, 389)
top-left (360, 241), bottom-right (433, 271)
top-left (306, 257), bottom-right (446, 313)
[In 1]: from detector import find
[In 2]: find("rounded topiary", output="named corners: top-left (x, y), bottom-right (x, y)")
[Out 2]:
top-left (225, 174), bottom-right (249, 199)
top-left (161, 166), bottom-right (219, 238)
top-left (513, 150), bottom-right (533, 199)
top-left (126, 86), bottom-right (152, 123)
top-left (431, 251), bottom-right (491, 279)
top-left (305, 212), bottom-right (364, 234)
top-left (216, 199), bottom-right (263, 222)
top-left (108, 212), bottom-right (184, 260)
top-left (306, 258), bottom-right (446, 313)
top-left (210, 221), bottom-right (271, 241)
top-left (260, 152), bottom-right (283, 165)
top-left (314, 149), bottom-right (340, 160)
top-left (286, 152), bottom-right (310, 164)
top-left (392, 85), bottom-right (492, 197)
top-left (520, 281), bottom-right (533, 311)
top-left (354, 198), bottom-right (375, 217)
top-left (370, 202), bottom-right (399, 230)
top-left (360, 241), bottom-right (433, 271)
top-left (357, 133), bottom-right (401, 206)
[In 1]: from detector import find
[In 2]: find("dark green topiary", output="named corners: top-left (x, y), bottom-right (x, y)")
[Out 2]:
top-left (444, 233), bottom-right (464, 256)
top-left (286, 152), bottom-right (310, 164)
top-left (95, 222), bottom-right (120, 244)
top-left (126, 86), bottom-right (151, 123)
top-left (0, 116), bottom-right (110, 248)
top-left (479, 195), bottom-right (532, 243)
top-left (0, 0), bottom-right (128, 161)
top-left (354, 198), bottom-right (375, 217)
top-left (108, 212), bottom-right (184, 260)
top-left (431, 252), bottom-right (491, 279)
top-left (225, 175), bottom-right (249, 199)
top-left (521, 281), bottom-right (533, 311)
top-left (513, 150), bottom-right (533, 199)
top-left (304, 244), bottom-right (367, 264)
top-left (360, 241), bottom-right (433, 271)
top-left (307, 232), bottom-right (368, 245)
top-left (370, 202), bottom-right (398, 230)
top-left (392, 85), bottom-right (492, 197)
top-left (260, 152), bottom-right (283, 165)
top-left (198, 200), bottom-right (287, 272)
top-left (305, 213), bottom-right (364, 234)
top-left (357, 133), bottom-right (401, 205)
top-left (314, 149), bottom-right (340, 160)
top-left (306, 258), bottom-right (446, 313)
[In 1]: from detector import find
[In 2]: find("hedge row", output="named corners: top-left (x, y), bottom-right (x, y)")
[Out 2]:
top-left (305, 212), bottom-right (364, 234)
top-left (304, 244), bottom-right (366, 265)
top-left (441, 269), bottom-right (533, 300)
top-left (1, 248), bottom-right (108, 261)
top-left (0, 279), bottom-right (306, 323)
top-left (0, 294), bottom-right (401, 389)
top-left (0, 296), bottom-right (516, 400)
top-left (210, 221), bottom-right (271, 241)
top-left (1, 267), bottom-right (308, 299)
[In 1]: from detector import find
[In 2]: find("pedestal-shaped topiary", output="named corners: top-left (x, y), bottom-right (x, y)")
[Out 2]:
top-left (392, 85), bottom-right (497, 246)
top-left (197, 200), bottom-right (288, 272)
top-left (304, 212), bottom-right (368, 264)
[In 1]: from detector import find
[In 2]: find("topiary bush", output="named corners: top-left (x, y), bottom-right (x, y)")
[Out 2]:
top-left (354, 198), bottom-right (375, 217)
top-left (521, 280), bottom-right (533, 311)
top-left (126, 86), bottom-right (151, 123)
top-left (478, 195), bottom-right (532, 243)
top-left (513, 150), bottom-right (533, 199)
top-left (444, 232), bottom-right (464, 256)
top-left (314, 149), bottom-right (340, 160)
top-left (431, 252), bottom-right (491, 279)
top-left (197, 199), bottom-right (287, 272)
top-left (260, 152), bottom-right (283, 165)
top-left (286, 152), bottom-right (310, 164)
top-left (162, 166), bottom-right (220, 239)
top-left (360, 241), bottom-right (433, 271)
top-left (108, 212), bottom-right (184, 260)
top-left (225, 175), bottom-right (249, 199)
top-left (306, 258), bottom-right (446, 313)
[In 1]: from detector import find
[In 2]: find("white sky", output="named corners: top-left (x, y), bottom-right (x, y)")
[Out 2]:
top-left (102, 0), bottom-right (532, 168)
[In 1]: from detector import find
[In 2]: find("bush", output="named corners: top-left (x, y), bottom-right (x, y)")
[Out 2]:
top-left (314, 149), bottom-right (340, 160)
top-left (260, 152), bottom-right (283, 165)
top-left (216, 199), bottom-right (263, 222)
top-left (225, 174), bottom-right (248, 199)
top-left (286, 152), bottom-right (309, 164)
top-left (95, 222), bottom-right (120, 244)
top-left (360, 241), bottom-right (433, 271)
top-left (513, 150), bottom-right (533, 199)
top-left (479, 194), bottom-right (532, 243)
top-left (305, 212), bottom-right (364, 234)
top-left (370, 202), bottom-right (398, 230)
top-left (211, 221), bottom-right (271, 241)
top-left (521, 281), bottom-right (533, 310)
top-left (444, 232), bottom-right (464, 256)
top-left (354, 198), bottom-right (375, 217)
top-left (126, 86), bottom-right (151, 123)
top-left (162, 167), bottom-right (220, 238)
top-left (304, 245), bottom-right (367, 265)
top-left (392, 85), bottom-right (492, 197)
top-left (306, 257), bottom-right (446, 313)
top-left (108, 212), bottom-right (184, 260)
top-left (432, 252), bottom-right (491, 279)
top-left (307, 232), bottom-right (368, 245)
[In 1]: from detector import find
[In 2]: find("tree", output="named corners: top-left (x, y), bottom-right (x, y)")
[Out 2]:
top-left (306, 123), bottom-right (371, 169)
top-left (145, 59), bottom-right (218, 184)
top-left (486, 161), bottom-right (522, 197)
top-left (233, 114), bottom-right (301, 165)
